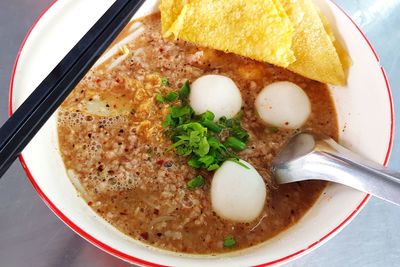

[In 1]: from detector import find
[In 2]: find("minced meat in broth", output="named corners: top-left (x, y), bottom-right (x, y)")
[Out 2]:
top-left (58, 13), bottom-right (338, 254)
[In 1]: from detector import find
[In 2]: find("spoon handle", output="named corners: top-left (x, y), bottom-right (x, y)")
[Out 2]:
top-left (273, 133), bottom-right (400, 206)
top-left (313, 140), bottom-right (400, 206)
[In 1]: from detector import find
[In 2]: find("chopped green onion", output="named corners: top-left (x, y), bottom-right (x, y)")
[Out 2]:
top-left (162, 114), bottom-right (174, 127)
top-left (201, 120), bottom-right (222, 133)
top-left (175, 145), bottom-right (192, 156)
top-left (187, 175), bottom-right (205, 189)
top-left (161, 77), bottom-right (169, 86)
top-left (195, 137), bottom-right (210, 157)
top-left (156, 92), bottom-right (178, 103)
top-left (188, 158), bottom-right (202, 168)
top-left (223, 235), bottom-right (236, 248)
top-left (207, 164), bottom-right (220, 171)
top-left (207, 137), bottom-right (224, 150)
top-left (156, 94), bottom-right (165, 103)
top-left (201, 111), bottom-right (215, 121)
top-left (219, 116), bottom-right (233, 128)
top-left (178, 81), bottom-right (190, 100)
top-left (170, 105), bottom-right (193, 118)
top-left (231, 126), bottom-right (249, 142)
top-left (199, 111), bottom-right (221, 132)
top-left (227, 158), bottom-right (250, 169)
top-left (165, 92), bottom-right (178, 102)
top-left (177, 122), bottom-right (206, 133)
top-left (224, 137), bottom-right (246, 151)
top-left (267, 126), bottom-right (279, 133)
top-left (198, 155), bottom-right (215, 167)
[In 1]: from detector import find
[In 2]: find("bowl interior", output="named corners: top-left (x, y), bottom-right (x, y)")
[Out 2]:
top-left (10, 0), bottom-right (393, 266)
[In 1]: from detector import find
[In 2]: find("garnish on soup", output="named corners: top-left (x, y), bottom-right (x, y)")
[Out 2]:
top-left (187, 175), bottom-right (205, 189)
top-left (223, 235), bottom-right (236, 248)
top-left (157, 80), bottom-right (249, 171)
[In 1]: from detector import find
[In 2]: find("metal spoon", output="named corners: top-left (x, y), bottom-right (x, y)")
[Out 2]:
top-left (271, 132), bottom-right (400, 206)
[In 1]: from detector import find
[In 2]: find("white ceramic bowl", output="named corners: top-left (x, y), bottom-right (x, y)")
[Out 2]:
top-left (9, 0), bottom-right (394, 266)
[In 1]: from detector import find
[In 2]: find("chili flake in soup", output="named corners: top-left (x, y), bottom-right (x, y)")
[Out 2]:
top-left (57, 13), bottom-right (338, 254)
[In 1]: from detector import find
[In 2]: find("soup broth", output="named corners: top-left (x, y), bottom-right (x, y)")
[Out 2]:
top-left (57, 13), bottom-right (338, 254)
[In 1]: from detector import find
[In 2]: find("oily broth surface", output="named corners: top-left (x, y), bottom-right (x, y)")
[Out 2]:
top-left (58, 13), bottom-right (338, 254)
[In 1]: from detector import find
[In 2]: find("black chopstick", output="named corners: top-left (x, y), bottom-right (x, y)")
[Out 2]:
top-left (0, 0), bottom-right (146, 178)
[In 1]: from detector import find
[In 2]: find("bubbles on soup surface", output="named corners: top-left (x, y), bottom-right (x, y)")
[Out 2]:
top-left (85, 172), bottom-right (137, 192)
top-left (59, 110), bottom-right (136, 193)
top-left (58, 110), bottom-right (127, 127)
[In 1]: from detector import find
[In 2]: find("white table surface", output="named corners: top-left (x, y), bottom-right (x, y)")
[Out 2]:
top-left (0, 0), bottom-right (399, 266)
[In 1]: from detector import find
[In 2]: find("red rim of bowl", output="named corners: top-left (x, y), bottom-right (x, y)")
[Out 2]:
top-left (8, 1), bottom-right (395, 266)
